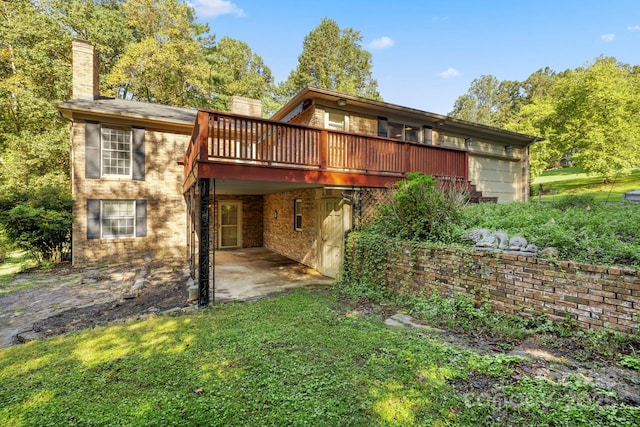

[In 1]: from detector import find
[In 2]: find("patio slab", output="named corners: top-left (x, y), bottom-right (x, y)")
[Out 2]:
top-left (214, 248), bottom-right (333, 302)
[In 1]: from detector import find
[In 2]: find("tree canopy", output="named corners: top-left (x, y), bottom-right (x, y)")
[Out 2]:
top-left (279, 18), bottom-right (381, 101)
top-left (450, 59), bottom-right (640, 180)
top-left (105, 0), bottom-right (211, 106)
top-left (205, 36), bottom-right (277, 115)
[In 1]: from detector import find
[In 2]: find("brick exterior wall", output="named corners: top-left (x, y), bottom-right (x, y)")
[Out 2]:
top-left (263, 189), bottom-right (318, 268)
top-left (71, 120), bottom-right (189, 265)
top-left (353, 238), bottom-right (639, 334)
top-left (349, 112), bottom-right (378, 135)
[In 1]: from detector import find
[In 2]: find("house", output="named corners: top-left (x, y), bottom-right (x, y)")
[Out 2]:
top-left (57, 40), bottom-right (538, 305)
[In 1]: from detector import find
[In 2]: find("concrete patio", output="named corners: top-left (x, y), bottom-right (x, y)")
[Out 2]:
top-left (213, 248), bottom-right (334, 302)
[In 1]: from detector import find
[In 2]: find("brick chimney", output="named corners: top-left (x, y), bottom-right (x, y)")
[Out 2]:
top-left (72, 39), bottom-right (99, 100)
top-left (230, 96), bottom-right (262, 117)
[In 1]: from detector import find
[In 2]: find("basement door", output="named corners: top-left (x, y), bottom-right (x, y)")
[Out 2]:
top-left (218, 201), bottom-right (242, 249)
top-left (319, 198), bottom-right (347, 278)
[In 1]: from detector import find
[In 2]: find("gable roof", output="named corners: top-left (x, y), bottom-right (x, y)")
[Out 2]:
top-left (272, 86), bottom-right (540, 147)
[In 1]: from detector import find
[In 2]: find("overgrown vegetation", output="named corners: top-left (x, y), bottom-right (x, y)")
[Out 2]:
top-left (337, 172), bottom-right (640, 365)
top-left (366, 173), bottom-right (469, 243)
top-left (358, 173), bottom-right (640, 269)
top-left (458, 199), bottom-right (640, 268)
top-left (1, 290), bottom-right (638, 426)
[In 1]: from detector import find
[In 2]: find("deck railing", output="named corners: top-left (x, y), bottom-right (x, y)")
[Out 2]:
top-left (185, 110), bottom-right (468, 183)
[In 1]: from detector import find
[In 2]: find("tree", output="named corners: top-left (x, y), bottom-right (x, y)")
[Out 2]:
top-left (280, 18), bottom-right (380, 100)
top-left (205, 36), bottom-right (276, 116)
top-left (0, 0), bottom-right (74, 262)
top-left (42, 0), bottom-right (134, 89)
top-left (449, 75), bottom-right (522, 127)
top-left (548, 57), bottom-right (640, 180)
top-left (105, 0), bottom-right (212, 107)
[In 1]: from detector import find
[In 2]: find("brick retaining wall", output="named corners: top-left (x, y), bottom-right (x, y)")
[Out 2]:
top-left (381, 242), bottom-right (639, 334)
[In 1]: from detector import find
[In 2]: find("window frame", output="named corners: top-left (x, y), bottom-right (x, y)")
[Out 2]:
top-left (379, 118), bottom-right (423, 143)
top-left (100, 126), bottom-right (133, 178)
top-left (101, 200), bottom-right (136, 239)
top-left (324, 108), bottom-right (349, 132)
top-left (294, 199), bottom-right (303, 231)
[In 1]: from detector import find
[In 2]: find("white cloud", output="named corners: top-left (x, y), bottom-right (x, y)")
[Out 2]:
top-left (600, 33), bottom-right (615, 42)
top-left (368, 36), bottom-right (395, 50)
top-left (438, 67), bottom-right (461, 78)
top-left (190, 0), bottom-right (245, 18)
top-left (628, 25), bottom-right (640, 32)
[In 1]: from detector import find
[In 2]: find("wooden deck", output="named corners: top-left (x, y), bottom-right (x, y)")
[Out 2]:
top-left (184, 110), bottom-right (469, 191)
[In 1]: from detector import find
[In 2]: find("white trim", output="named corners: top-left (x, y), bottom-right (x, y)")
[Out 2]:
top-left (218, 201), bottom-right (242, 248)
top-left (294, 199), bottom-right (303, 231)
top-left (101, 200), bottom-right (135, 239)
top-left (324, 108), bottom-right (349, 132)
top-left (100, 126), bottom-right (133, 178)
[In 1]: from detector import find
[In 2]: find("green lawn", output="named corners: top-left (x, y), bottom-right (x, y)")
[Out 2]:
top-left (532, 167), bottom-right (640, 202)
top-left (1, 289), bottom-right (637, 426)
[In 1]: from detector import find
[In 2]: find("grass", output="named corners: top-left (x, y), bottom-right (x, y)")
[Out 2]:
top-left (1, 289), bottom-right (637, 426)
top-left (0, 251), bottom-right (37, 297)
top-left (532, 167), bottom-right (640, 202)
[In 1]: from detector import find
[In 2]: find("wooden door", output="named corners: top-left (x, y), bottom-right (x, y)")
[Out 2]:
top-left (319, 198), bottom-right (346, 277)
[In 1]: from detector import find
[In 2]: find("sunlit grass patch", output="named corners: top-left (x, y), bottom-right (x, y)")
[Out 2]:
top-left (532, 167), bottom-right (640, 202)
top-left (0, 289), bottom-right (637, 426)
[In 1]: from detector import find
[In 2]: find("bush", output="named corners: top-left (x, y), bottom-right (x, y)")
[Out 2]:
top-left (367, 173), bottom-right (469, 243)
top-left (0, 185), bottom-right (72, 264)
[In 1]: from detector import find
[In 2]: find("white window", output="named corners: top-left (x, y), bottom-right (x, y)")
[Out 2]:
top-left (325, 109), bottom-right (348, 131)
top-left (101, 127), bottom-right (132, 177)
top-left (101, 200), bottom-right (135, 238)
top-left (294, 199), bottom-right (303, 231)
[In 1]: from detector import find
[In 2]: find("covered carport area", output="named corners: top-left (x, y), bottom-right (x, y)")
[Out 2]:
top-left (185, 177), bottom-right (354, 306)
top-left (214, 247), bottom-right (333, 302)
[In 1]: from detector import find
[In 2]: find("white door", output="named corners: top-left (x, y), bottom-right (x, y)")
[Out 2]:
top-left (218, 201), bottom-right (242, 249)
top-left (319, 198), bottom-right (347, 277)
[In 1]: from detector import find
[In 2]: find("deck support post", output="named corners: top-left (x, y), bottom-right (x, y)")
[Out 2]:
top-left (198, 178), bottom-right (210, 306)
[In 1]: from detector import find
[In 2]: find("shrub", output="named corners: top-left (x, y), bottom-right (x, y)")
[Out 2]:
top-left (0, 185), bottom-right (72, 264)
top-left (367, 173), bottom-right (469, 243)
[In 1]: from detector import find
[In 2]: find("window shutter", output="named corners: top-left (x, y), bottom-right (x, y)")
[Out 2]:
top-left (377, 117), bottom-right (388, 138)
top-left (85, 122), bottom-right (101, 178)
top-left (132, 127), bottom-right (145, 181)
top-left (136, 199), bottom-right (147, 237)
top-left (87, 199), bottom-right (100, 239)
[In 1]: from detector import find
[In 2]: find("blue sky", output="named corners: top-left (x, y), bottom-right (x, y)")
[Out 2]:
top-left (189, 0), bottom-right (640, 114)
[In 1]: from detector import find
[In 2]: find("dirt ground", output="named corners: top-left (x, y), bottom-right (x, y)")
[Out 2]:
top-left (0, 259), bottom-right (192, 347)
top-left (30, 263), bottom-right (191, 338)
top-left (1, 264), bottom-right (638, 407)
